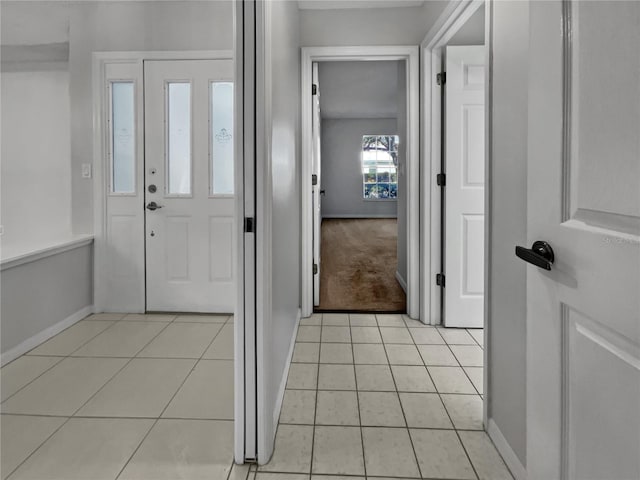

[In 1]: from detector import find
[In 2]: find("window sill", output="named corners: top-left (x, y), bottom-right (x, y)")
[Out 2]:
top-left (1, 235), bottom-right (94, 271)
top-left (363, 198), bottom-right (397, 202)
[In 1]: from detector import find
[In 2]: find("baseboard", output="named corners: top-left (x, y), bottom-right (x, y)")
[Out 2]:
top-left (488, 418), bottom-right (528, 480)
top-left (395, 270), bottom-right (407, 293)
top-left (322, 214), bottom-right (398, 219)
top-left (273, 308), bottom-right (301, 431)
top-left (1, 305), bottom-right (94, 366)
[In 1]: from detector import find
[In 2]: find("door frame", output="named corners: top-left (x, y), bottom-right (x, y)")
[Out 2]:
top-left (300, 45), bottom-right (420, 319)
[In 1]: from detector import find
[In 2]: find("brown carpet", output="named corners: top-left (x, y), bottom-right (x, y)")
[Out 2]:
top-left (317, 218), bottom-right (406, 313)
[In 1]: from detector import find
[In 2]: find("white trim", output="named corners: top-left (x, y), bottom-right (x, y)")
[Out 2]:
top-left (321, 214), bottom-right (398, 219)
top-left (488, 418), bottom-right (528, 480)
top-left (1, 236), bottom-right (93, 271)
top-left (395, 271), bottom-right (408, 293)
top-left (1, 305), bottom-right (94, 366)
top-left (273, 309), bottom-right (302, 431)
top-left (301, 45), bottom-right (420, 319)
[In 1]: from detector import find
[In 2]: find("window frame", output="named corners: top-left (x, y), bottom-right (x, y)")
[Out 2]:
top-left (361, 134), bottom-right (399, 201)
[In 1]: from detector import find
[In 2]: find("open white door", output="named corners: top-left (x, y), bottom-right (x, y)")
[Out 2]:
top-left (312, 62), bottom-right (322, 306)
top-left (443, 45), bottom-right (485, 328)
top-left (144, 59), bottom-right (235, 312)
top-left (526, 2), bottom-right (639, 479)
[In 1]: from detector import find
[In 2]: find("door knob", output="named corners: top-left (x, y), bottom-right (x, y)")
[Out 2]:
top-left (146, 201), bottom-right (163, 211)
top-left (515, 241), bottom-right (555, 270)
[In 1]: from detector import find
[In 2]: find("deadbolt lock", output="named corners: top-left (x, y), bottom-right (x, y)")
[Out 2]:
top-left (148, 184), bottom-right (157, 193)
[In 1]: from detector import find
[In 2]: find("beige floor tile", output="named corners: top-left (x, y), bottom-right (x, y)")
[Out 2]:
top-left (119, 419), bottom-right (234, 480)
top-left (459, 431), bottom-right (514, 480)
top-left (403, 316), bottom-right (430, 328)
top-left (417, 345), bottom-right (459, 366)
top-left (361, 427), bottom-right (420, 478)
top-left (391, 365), bottom-right (436, 392)
top-left (358, 391), bottom-right (405, 427)
top-left (375, 314), bottom-right (405, 327)
top-left (350, 326), bottom-right (382, 344)
top-left (173, 314), bottom-right (229, 323)
top-left (137, 323), bottom-right (222, 358)
top-left (259, 425), bottom-right (313, 473)
top-left (312, 426), bottom-right (364, 475)
top-left (27, 321), bottom-right (115, 356)
top-left (258, 473), bottom-right (309, 480)
top-left (409, 327), bottom-right (445, 344)
top-left (203, 323), bottom-right (234, 359)
top-left (379, 327), bottom-right (413, 344)
top-left (321, 313), bottom-right (349, 326)
top-left (315, 390), bottom-right (359, 426)
top-left (286, 363), bottom-right (318, 390)
top-left (1, 356), bottom-right (62, 402)
top-left (354, 364), bottom-right (395, 391)
top-left (352, 344), bottom-right (388, 364)
top-left (297, 326), bottom-right (321, 342)
top-left (441, 394), bottom-right (484, 430)
top-left (385, 344), bottom-right (423, 365)
top-left (438, 328), bottom-right (477, 345)
top-left (228, 462), bottom-right (253, 480)
top-left (292, 343), bottom-right (320, 363)
top-left (468, 328), bottom-right (484, 347)
top-left (72, 321), bottom-right (168, 357)
top-left (123, 313), bottom-right (176, 322)
top-left (349, 313), bottom-right (377, 326)
top-left (321, 326), bottom-right (351, 343)
top-left (1, 415), bottom-right (66, 480)
top-left (84, 313), bottom-right (126, 321)
top-left (428, 366), bottom-right (477, 394)
top-left (319, 343), bottom-right (353, 364)
top-left (311, 476), bottom-right (363, 480)
top-left (450, 344), bottom-right (484, 367)
top-left (399, 392), bottom-right (453, 429)
top-left (317, 364), bottom-right (356, 390)
top-left (464, 366), bottom-right (484, 394)
top-left (163, 360), bottom-right (233, 419)
top-left (76, 358), bottom-right (196, 417)
top-left (1, 357), bottom-right (127, 416)
top-left (279, 390), bottom-right (316, 425)
top-left (8, 418), bottom-right (153, 480)
top-left (300, 313), bottom-right (322, 326)
top-left (410, 429), bottom-right (476, 479)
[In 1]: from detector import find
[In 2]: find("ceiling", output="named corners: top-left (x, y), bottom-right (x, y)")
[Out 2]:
top-left (318, 61), bottom-right (400, 119)
top-left (298, 0), bottom-right (424, 9)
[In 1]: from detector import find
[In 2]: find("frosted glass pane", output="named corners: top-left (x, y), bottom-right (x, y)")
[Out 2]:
top-left (210, 82), bottom-right (234, 195)
top-left (168, 83), bottom-right (192, 195)
top-left (111, 82), bottom-right (135, 193)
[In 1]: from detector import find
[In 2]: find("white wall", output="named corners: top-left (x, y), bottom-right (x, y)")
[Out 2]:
top-left (259, 0), bottom-right (301, 463)
top-left (0, 68), bottom-right (71, 246)
top-left (488, 0), bottom-right (529, 467)
top-left (396, 61), bottom-right (408, 285)
top-left (321, 118), bottom-right (397, 218)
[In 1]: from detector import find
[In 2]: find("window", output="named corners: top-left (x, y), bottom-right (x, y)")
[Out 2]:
top-left (362, 135), bottom-right (398, 199)
top-left (210, 82), bottom-right (234, 195)
top-left (110, 82), bottom-right (135, 194)
top-left (167, 82), bottom-right (192, 196)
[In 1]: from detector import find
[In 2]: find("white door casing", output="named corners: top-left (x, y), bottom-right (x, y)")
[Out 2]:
top-left (312, 62), bottom-right (322, 306)
top-left (526, 2), bottom-right (640, 479)
top-left (444, 45), bottom-right (485, 328)
top-left (144, 59), bottom-right (235, 312)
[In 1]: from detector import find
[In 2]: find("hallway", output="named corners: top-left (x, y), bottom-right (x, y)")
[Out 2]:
top-left (256, 313), bottom-right (512, 479)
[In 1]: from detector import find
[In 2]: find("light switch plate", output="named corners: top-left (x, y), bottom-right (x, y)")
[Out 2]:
top-left (81, 164), bottom-right (92, 179)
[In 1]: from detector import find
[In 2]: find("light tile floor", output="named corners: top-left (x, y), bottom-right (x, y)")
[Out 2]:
top-left (1, 313), bottom-right (236, 480)
top-left (253, 313), bottom-right (513, 480)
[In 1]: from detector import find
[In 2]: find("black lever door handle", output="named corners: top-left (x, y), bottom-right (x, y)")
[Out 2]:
top-left (515, 241), bottom-right (555, 271)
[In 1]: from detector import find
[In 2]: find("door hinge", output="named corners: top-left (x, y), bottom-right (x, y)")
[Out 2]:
top-left (436, 273), bottom-right (445, 287)
top-left (313, 263), bottom-right (318, 275)
top-left (436, 72), bottom-right (446, 86)
top-left (312, 174), bottom-right (318, 186)
top-left (437, 173), bottom-right (446, 186)
top-left (244, 217), bottom-right (255, 233)
top-left (312, 84), bottom-right (317, 95)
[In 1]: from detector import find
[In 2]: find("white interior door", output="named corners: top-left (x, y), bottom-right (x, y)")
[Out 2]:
top-left (526, 2), bottom-right (639, 479)
top-left (144, 59), bottom-right (235, 312)
top-left (312, 62), bottom-right (322, 306)
top-left (444, 45), bottom-right (485, 328)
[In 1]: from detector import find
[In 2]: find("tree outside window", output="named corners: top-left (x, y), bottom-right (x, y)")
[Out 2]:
top-left (362, 135), bottom-right (399, 199)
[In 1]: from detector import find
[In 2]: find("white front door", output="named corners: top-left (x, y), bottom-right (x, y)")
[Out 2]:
top-left (312, 62), bottom-right (322, 306)
top-left (444, 45), bottom-right (485, 328)
top-left (526, 2), bottom-right (639, 479)
top-left (144, 59), bottom-right (235, 312)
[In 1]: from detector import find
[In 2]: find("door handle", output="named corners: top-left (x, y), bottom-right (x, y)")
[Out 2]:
top-left (146, 201), bottom-right (163, 211)
top-left (515, 241), bottom-right (555, 270)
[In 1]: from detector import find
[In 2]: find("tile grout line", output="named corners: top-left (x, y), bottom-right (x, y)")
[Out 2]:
top-left (307, 313), bottom-right (322, 477)
top-left (349, 314), bottom-right (368, 479)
